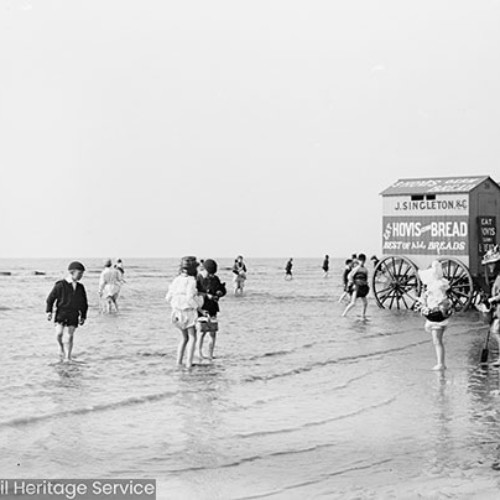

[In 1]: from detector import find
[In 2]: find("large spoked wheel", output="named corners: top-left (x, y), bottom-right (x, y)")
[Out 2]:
top-left (372, 256), bottom-right (422, 309)
top-left (437, 258), bottom-right (474, 312)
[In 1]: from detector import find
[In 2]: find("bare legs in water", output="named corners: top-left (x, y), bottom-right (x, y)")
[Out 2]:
top-left (196, 330), bottom-right (217, 361)
top-left (342, 291), bottom-right (368, 319)
top-left (177, 326), bottom-right (197, 368)
top-left (55, 324), bottom-right (76, 361)
top-left (428, 325), bottom-right (446, 370)
top-left (234, 277), bottom-right (245, 295)
top-left (101, 294), bottom-right (119, 314)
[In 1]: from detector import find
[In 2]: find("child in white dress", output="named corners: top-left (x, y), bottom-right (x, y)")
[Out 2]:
top-left (417, 261), bottom-right (453, 371)
top-left (166, 256), bottom-right (204, 368)
top-left (99, 259), bottom-right (123, 313)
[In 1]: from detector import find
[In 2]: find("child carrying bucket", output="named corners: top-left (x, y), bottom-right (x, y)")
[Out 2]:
top-left (416, 261), bottom-right (453, 370)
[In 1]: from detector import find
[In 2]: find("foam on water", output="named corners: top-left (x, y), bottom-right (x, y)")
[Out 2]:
top-left (0, 258), bottom-right (499, 498)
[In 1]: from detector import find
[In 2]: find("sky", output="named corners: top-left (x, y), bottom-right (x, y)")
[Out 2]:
top-left (1, 0), bottom-right (500, 258)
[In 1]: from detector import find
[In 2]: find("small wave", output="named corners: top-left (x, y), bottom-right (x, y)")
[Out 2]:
top-left (165, 435), bottom-right (393, 479)
top-left (242, 340), bottom-right (429, 383)
top-left (0, 390), bottom-right (179, 429)
top-left (229, 371), bottom-right (374, 412)
top-left (246, 349), bottom-right (295, 361)
top-left (137, 351), bottom-right (168, 358)
top-left (235, 394), bottom-right (398, 440)
top-left (237, 458), bottom-right (393, 500)
top-left (165, 442), bottom-right (381, 475)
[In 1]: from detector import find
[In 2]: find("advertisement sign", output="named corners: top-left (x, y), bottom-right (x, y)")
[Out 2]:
top-left (382, 216), bottom-right (469, 256)
top-left (478, 216), bottom-right (497, 258)
top-left (383, 195), bottom-right (468, 217)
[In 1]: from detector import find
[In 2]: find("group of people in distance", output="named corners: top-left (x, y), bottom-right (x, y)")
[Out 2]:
top-left (283, 254), bottom-right (329, 280)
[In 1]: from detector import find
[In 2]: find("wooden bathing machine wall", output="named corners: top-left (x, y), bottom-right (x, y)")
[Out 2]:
top-left (380, 176), bottom-right (500, 278)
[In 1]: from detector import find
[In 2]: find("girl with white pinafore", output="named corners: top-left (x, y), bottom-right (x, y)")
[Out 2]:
top-left (99, 259), bottom-right (123, 314)
top-left (166, 257), bottom-right (204, 368)
top-left (417, 261), bottom-right (453, 371)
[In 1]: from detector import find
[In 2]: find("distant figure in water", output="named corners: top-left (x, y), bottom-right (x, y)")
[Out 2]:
top-left (166, 256), bottom-right (203, 368)
top-left (342, 254), bottom-right (369, 318)
top-left (115, 258), bottom-right (125, 278)
top-left (196, 259), bottom-right (227, 361)
top-left (46, 261), bottom-right (88, 361)
top-left (285, 258), bottom-right (293, 280)
top-left (232, 256), bottom-right (247, 295)
top-left (99, 259), bottom-right (123, 313)
top-left (338, 259), bottom-right (354, 303)
top-left (322, 255), bottom-right (330, 278)
top-left (416, 261), bottom-right (452, 371)
top-left (370, 255), bottom-right (380, 268)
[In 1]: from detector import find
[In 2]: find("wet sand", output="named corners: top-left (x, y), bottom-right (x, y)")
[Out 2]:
top-left (1, 258), bottom-right (500, 499)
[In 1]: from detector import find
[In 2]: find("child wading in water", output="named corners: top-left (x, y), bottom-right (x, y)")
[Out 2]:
top-left (322, 255), bottom-right (330, 278)
top-left (196, 259), bottom-right (227, 361)
top-left (417, 261), bottom-right (453, 370)
top-left (285, 258), bottom-right (293, 280)
top-left (338, 259), bottom-right (354, 303)
top-left (232, 256), bottom-right (247, 295)
top-left (342, 254), bottom-right (369, 318)
top-left (166, 256), bottom-right (204, 369)
top-left (98, 259), bottom-right (123, 314)
top-left (46, 261), bottom-right (88, 361)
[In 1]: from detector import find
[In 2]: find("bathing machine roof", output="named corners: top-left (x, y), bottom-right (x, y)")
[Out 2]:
top-left (381, 176), bottom-right (498, 196)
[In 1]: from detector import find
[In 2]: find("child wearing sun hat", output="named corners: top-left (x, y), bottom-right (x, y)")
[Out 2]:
top-left (417, 261), bottom-right (453, 370)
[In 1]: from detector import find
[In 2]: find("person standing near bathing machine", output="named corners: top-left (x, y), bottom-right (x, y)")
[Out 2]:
top-left (338, 259), bottom-right (354, 303)
top-left (46, 261), bottom-right (88, 361)
top-left (342, 254), bottom-right (369, 318)
top-left (482, 247), bottom-right (500, 366)
top-left (416, 261), bottom-right (453, 370)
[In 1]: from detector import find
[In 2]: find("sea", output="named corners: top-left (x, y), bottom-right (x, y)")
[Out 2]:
top-left (1, 258), bottom-right (500, 499)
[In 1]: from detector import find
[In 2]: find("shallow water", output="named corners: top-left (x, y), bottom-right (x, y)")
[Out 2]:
top-left (1, 258), bottom-right (500, 499)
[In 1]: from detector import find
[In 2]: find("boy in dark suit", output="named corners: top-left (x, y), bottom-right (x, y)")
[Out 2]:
top-left (46, 261), bottom-right (88, 361)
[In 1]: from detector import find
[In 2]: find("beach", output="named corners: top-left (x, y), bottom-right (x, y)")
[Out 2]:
top-left (1, 258), bottom-right (500, 499)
